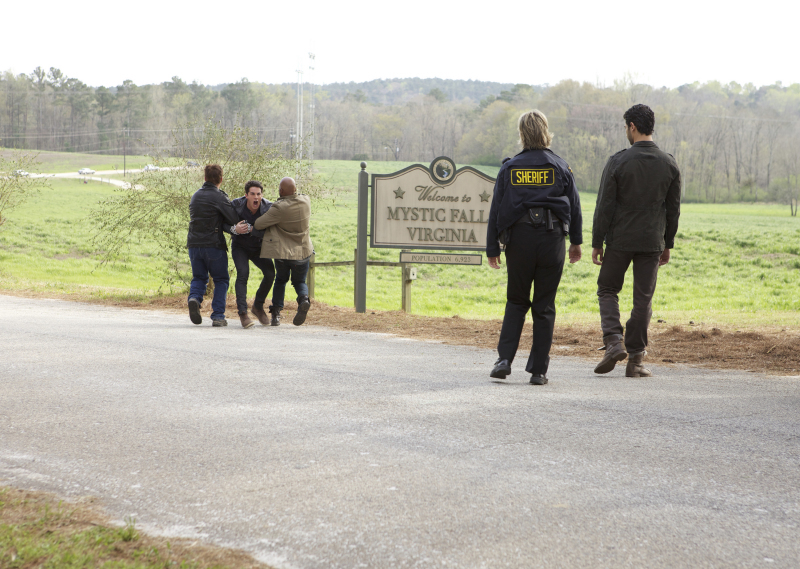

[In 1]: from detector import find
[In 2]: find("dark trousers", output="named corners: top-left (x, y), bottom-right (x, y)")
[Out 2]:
top-left (497, 223), bottom-right (565, 375)
top-left (188, 247), bottom-right (229, 321)
top-left (272, 257), bottom-right (311, 309)
top-left (231, 246), bottom-right (275, 315)
top-left (596, 248), bottom-right (662, 354)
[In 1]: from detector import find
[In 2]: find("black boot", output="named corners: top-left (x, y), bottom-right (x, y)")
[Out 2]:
top-left (293, 296), bottom-right (311, 326)
top-left (269, 305), bottom-right (282, 326)
top-left (490, 358), bottom-right (512, 379)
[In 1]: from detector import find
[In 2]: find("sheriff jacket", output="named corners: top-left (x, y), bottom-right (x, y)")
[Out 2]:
top-left (592, 141), bottom-right (681, 252)
top-left (486, 148), bottom-right (583, 258)
top-left (253, 193), bottom-right (314, 260)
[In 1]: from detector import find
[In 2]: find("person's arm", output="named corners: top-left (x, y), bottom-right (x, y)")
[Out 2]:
top-left (564, 167), bottom-right (583, 246)
top-left (486, 169), bottom-right (506, 266)
top-left (664, 167), bottom-right (681, 250)
top-left (563, 167), bottom-right (583, 263)
top-left (592, 157), bottom-right (617, 251)
top-left (254, 202), bottom-right (281, 230)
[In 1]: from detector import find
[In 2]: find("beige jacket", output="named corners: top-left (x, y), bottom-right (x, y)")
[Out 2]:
top-left (254, 193), bottom-right (313, 260)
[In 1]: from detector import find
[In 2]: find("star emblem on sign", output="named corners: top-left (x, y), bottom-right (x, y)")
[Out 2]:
top-left (479, 190), bottom-right (491, 202)
top-left (394, 187), bottom-right (405, 199)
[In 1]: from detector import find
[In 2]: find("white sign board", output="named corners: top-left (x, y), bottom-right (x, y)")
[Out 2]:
top-left (371, 157), bottom-right (495, 251)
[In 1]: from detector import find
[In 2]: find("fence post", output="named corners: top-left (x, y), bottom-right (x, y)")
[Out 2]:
top-left (308, 253), bottom-right (316, 299)
top-left (401, 265), bottom-right (413, 313)
top-left (355, 162), bottom-right (369, 313)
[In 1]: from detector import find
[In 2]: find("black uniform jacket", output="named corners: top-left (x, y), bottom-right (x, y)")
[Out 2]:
top-left (225, 196), bottom-right (272, 250)
top-left (592, 141), bottom-right (681, 252)
top-left (486, 148), bottom-right (583, 258)
top-left (187, 182), bottom-right (239, 250)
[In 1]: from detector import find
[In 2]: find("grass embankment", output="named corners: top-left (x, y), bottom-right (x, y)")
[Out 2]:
top-left (0, 486), bottom-right (268, 569)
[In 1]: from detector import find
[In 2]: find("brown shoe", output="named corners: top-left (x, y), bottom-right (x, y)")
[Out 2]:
top-left (239, 313), bottom-right (255, 329)
top-left (626, 352), bottom-right (652, 377)
top-left (251, 304), bottom-right (269, 326)
top-left (594, 334), bottom-right (627, 374)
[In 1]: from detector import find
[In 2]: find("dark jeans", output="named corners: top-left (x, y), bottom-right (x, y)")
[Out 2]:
top-left (596, 248), bottom-right (662, 354)
top-left (231, 246), bottom-right (275, 315)
top-left (497, 223), bottom-right (566, 375)
top-left (272, 257), bottom-right (310, 309)
top-left (188, 247), bottom-right (230, 321)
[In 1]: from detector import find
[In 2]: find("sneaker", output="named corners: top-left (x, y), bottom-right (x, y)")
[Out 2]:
top-left (212, 318), bottom-right (228, 327)
top-left (251, 304), bottom-right (269, 326)
top-left (188, 298), bottom-right (202, 325)
top-left (293, 296), bottom-right (311, 326)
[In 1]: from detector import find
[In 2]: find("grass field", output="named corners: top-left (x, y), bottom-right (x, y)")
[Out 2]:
top-left (0, 148), bottom-right (151, 174)
top-left (1, 154), bottom-right (798, 328)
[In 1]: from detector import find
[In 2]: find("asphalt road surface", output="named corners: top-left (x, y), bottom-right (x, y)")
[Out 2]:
top-left (1, 295), bottom-right (798, 568)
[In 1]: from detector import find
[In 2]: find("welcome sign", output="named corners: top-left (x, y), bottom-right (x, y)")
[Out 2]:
top-left (370, 157), bottom-right (496, 251)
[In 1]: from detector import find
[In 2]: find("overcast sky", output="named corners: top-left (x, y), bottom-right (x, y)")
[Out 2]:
top-left (3, 0), bottom-right (796, 89)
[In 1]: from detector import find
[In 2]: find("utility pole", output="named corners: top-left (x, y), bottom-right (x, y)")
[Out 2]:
top-left (295, 67), bottom-right (304, 160)
top-left (308, 52), bottom-right (316, 161)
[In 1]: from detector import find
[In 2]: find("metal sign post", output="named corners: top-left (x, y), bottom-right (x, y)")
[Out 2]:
top-left (355, 162), bottom-right (369, 313)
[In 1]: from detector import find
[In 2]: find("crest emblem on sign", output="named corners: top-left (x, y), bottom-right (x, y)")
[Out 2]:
top-left (430, 156), bottom-right (456, 185)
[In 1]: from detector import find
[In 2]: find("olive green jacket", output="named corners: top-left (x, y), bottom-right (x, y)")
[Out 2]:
top-left (253, 193), bottom-right (313, 260)
top-left (592, 141), bottom-right (681, 252)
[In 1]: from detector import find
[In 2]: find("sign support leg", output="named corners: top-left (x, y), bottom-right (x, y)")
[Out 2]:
top-left (401, 265), bottom-right (413, 313)
top-left (355, 162), bottom-right (368, 313)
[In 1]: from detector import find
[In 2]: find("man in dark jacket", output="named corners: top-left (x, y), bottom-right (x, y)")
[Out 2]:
top-left (487, 110), bottom-right (583, 385)
top-left (186, 164), bottom-right (247, 326)
top-left (592, 104), bottom-right (681, 377)
top-left (229, 180), bottom-right (275, 328)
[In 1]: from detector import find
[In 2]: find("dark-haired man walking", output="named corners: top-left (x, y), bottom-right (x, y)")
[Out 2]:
top-left (592, 104), bottom-right (681, 377)
top-left (186, 164), bottom-right (248, 326)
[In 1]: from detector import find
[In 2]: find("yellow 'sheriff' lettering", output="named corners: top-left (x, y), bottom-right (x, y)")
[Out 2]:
top-left (510, 168), bottom-right (554, 186)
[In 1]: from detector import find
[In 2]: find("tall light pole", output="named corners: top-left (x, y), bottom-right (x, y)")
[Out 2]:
top-left (308, 52), bottom-right (316, 161)
top-left (295, 67), bottom-right (304, 160)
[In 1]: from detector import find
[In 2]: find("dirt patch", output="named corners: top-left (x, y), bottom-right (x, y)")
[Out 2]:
top-left (2, 288), bottom-right (799, 375)
top-left (0, 485), bottom-right (270, 568)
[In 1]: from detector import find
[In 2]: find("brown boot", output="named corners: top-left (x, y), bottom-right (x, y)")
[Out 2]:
top-left (239, 313), bottom-right (255, 329)
top-left (626, 352), bottom-right (652, 377)
top-left (594, 334), bottom-right (627, 374)
top-left (251, 304), bottom-right (269, 326)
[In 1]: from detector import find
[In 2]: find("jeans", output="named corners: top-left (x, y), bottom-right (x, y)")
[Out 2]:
top-left (497, 223), bottom-right (565, 375)
top-left (231, 246), bottom-right (275, 315)
top-left (596, 248), bottom-right (662, 354)
top-left (272, 257), bottom-right (310, 309)
top-left (188, 247), bottom-right (230, 321)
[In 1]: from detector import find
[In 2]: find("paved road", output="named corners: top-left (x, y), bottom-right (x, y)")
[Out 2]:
top-left (1, 295), bottom-right (798, 568)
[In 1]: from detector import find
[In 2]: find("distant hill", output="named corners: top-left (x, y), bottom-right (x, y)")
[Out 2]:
top-left (207, 78), bottom-right (543, 105)
top-left (317, 78), bottom-right (533, 104)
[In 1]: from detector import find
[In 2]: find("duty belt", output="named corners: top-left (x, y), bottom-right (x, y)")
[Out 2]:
top-left (513, 208), bottom-right (569, 235)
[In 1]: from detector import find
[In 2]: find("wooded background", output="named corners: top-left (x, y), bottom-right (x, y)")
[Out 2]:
top-left (2, 68), bottom-right (798, 209)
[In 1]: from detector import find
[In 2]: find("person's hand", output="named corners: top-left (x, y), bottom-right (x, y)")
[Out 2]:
top-left (592, 247), bottom-right (604, 266)
top-left (659, 248), bottom-right (671, 266)
top-left (235, 221), bottom-right (251, 234)
top-left (568, 244), bottom-right (582, 264)
top-left (488, 256), bottom-right (502, 269)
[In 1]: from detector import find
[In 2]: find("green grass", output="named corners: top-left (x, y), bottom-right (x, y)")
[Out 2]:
top-left (1, 156), bottom-right (798, 327)
top-left (0, 488), bottom-right (258, 568)
top-left (0, 148), bottom-right (151, 174)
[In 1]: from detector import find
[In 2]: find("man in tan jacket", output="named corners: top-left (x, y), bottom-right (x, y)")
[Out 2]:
top-left (254, 177), bottom-right (314, 326)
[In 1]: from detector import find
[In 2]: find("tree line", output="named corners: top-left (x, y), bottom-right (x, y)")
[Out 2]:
top-left (1, 68), bottom-right (798, 211)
